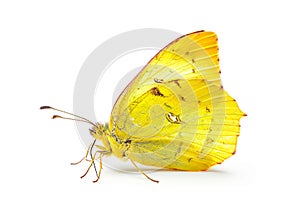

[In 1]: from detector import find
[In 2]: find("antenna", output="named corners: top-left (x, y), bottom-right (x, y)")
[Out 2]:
top-left (40, 106), bottom-right (99, 177)
top-left (40, 106), bottom-right (96, 127)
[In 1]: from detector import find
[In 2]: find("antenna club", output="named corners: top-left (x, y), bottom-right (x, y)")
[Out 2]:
top-left (52, 115), bottom-right (60, 119)
top-left (40, 105), bottom-right (96, 126)
top-left (40, 106), bottom-right (52, 110)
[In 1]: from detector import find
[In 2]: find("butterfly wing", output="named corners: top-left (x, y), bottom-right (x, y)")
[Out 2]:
top-left (110, 31), bottom-right (245, 170)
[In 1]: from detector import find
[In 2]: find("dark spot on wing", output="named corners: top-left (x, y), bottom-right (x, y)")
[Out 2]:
top-left (150, 87), bottom-right (164, 96)
top-left (164, 103), bottom-right (172, 109)
top-left (206, 106), bottom-right (211, 113)
top-left (166, 79), bottom-right (182, 88)
top-left (173, 79), bottom-right (181, 88)
top-left (179, 95), bottom-right (185, 101)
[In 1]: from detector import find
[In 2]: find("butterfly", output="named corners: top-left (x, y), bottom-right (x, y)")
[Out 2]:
top-left (41, 30), bottom-right (246, 183)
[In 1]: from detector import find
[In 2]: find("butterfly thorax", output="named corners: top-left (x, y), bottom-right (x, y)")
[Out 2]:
top-left (90, 122), bottom-right (129, 159)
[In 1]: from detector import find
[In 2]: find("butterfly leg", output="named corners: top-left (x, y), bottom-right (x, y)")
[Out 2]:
top-left (70, 140), bottom-right (94, 165)
top-left (80, 150), bottom-right (102, 179)
top-left (130, 159), bottom-right (159, 183)
top-left (93, 151), bottom-right (108, 183)
top-left (80, 150), bottom-right (110, 182)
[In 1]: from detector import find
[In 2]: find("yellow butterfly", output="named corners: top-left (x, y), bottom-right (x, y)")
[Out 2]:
top-left (41, 30), bottom-right (246, 183)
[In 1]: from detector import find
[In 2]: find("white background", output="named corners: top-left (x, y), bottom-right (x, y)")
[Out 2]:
top-left (1, 0), bottom-right (299, 199)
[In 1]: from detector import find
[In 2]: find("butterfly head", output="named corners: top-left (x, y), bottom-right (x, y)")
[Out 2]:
top-left (89, 122), bottom-right (110, 140)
